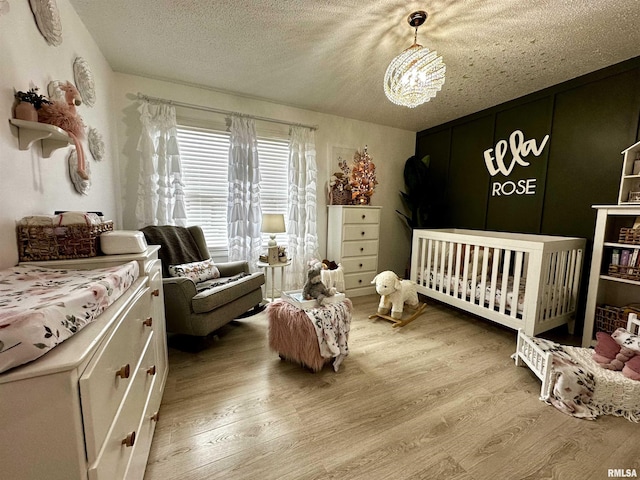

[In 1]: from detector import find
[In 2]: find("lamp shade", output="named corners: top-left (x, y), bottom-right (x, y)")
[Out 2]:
top-left (261, 214), bottom-right (286, 234)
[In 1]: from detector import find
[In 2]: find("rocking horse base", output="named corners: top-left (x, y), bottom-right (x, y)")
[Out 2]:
top-left (368, 302), bottom-right (427, 328)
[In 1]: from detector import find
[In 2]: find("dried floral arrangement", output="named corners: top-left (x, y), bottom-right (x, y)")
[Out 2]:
top-left (14, 87), bottom-right (50, 109)
top-left (350, 146), bottom-right (378, 204)
top-left (329, 155), bottom-right (353, 204)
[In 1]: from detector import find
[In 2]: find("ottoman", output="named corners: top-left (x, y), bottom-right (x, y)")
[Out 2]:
top-left (267, 299), bottom-right (352, 372)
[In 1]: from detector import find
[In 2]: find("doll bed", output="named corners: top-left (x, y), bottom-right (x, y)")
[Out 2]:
top-left (513, 317), bottom-right (640, 421)
top-left (410, 229), bottom-right (585, 336)
top-left (0, 261), bottom-right (139, 374)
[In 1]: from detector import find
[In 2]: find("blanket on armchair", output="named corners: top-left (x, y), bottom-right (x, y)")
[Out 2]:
top-left (141, 225), bottom-right (205, 276)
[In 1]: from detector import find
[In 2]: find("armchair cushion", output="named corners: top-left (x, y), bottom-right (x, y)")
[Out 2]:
top-left (168, 258), bottom-right (220, 282)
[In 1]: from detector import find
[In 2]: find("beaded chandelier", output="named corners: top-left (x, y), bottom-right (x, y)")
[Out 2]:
top-left (384, 11), bottom-right (446, 108)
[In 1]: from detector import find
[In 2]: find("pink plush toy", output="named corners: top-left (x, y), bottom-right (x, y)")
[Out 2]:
top-left (38, 81), bottom-right (88, 180)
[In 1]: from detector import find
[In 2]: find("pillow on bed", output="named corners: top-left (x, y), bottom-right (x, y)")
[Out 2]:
top-left (611, 327), bottom-right (640, 354)
top-left (168, 258), bottom-right (220, 283)
top-left (622, 355), bottom-right (640, 381)
top-left (593, 332), bottom-right (621, 363)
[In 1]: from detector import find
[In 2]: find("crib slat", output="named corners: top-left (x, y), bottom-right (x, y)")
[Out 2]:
top-left (445, 241), bottom-right (454, 295)
top-left (478, 247), bottom-right (489, 307)
top-left (499, 250), bottom-right (511, 314)
top-left (470, 245), bottom-right (480, 305)
top-left (511, 251), bottom-right (523, 319)
top-left (488, 248), bottom-right (500, 311)
top-left (462, 244), bottom-right (470, 300)
top-left (424, 239), bottom-right (432, 287)
top-left (453, 243), bottom-right (462, 298)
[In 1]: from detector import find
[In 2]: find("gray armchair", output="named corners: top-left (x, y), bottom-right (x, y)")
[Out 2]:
top-left (141, 225), bottom-right (265, 337)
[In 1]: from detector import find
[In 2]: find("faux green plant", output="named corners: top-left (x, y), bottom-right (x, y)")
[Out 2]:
top-left (396, 155), bottom-right (431, 229)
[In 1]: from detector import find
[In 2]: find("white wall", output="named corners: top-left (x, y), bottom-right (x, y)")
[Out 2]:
top-left (112, 74), bottom-right (416, 277)
top-left (0, 1), bottom-right (417, 278)
top-left (0, 0), bottom-right (119, 269)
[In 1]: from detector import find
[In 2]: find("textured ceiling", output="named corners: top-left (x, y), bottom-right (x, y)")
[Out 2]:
top-left (69, 0), bottom-right (640, 132)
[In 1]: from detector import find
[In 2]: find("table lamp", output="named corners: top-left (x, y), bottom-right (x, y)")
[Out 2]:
top-left (261, 213), bottom-right (285, 263)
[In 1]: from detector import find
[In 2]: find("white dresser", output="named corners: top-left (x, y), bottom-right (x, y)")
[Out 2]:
top-left (327, 205), bottom-right (382, 297)
top-left (0, 247), bottom-right (168, 480)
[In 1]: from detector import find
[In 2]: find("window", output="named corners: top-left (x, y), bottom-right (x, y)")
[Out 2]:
top-left (176, 125), bottom-right (289, 258)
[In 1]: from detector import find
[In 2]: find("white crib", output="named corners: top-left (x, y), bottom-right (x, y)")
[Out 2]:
top-left (410, 229), bottom-right (586, 336)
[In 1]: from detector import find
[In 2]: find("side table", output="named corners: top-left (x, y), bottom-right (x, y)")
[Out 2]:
top-left (257, 259), bottom-right (291, 302)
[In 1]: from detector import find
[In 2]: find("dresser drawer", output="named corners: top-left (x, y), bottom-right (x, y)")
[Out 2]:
top-left (88, 334), bottom-right (157, 480)
top-left (343, 224), bottom-right (379, 241)
top-left (341, 256), bottom-right (378, 274)
top-left (342, 240), bottom-right (378, 257)
top-left (344, 271), bottom-right (377, 290)
top-left (80, 288), bottom-right (153, 462)
top-left (343, 207), bottom-right (381, 224)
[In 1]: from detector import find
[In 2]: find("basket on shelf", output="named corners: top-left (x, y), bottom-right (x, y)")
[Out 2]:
top-left (595, 304), bottom-right (640, 334)
top-left (607, 264), bottom-right (640, 281)
top-left (618, 227), bottom-right (640, 245)
top-left (17, 221), bottom-right (114, 261)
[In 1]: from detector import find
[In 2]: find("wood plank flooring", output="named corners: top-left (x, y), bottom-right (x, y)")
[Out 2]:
top-left (144, 296), bottom-right (640, 480)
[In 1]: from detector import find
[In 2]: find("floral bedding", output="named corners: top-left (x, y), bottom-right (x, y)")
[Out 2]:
top-left (424, 270), bottom-right (526, 314)
top-left (527, 335), bottom-right (640, 422)
top-left (0, 261), bottom-right (139, 374)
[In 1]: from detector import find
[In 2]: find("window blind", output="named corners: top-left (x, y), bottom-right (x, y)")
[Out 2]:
top-left (176, 125), bottom-right (289, 257)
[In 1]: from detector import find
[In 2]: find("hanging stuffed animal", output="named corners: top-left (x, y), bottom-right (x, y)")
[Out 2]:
top-left (38, 81), bottom-right (88, 180)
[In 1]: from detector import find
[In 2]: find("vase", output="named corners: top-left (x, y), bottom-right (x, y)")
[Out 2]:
top-left (14, 102), bottom-right (38, 122)
top-left (331, 187), bottom-right (351, 205)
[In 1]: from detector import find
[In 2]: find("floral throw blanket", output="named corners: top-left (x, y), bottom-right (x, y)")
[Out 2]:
top-left (305, 299), bottom-right (353, 372)
top-left (0, 261), bottom-right (139, 374)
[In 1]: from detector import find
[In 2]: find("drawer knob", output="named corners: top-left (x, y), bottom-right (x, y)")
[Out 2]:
top-left (116, 364), bottom-right (130, 379)
top-left (361, 231), bottom-right (365, 236)
top-left (147, 365), bottom-right (157, 376)
top-left (151, 288), bottom-right (160, 297)
top-left (359, 263), bottom-right (363, 268)
top-left (151, 412), bottom-right (160, 422)
top-left (358, 279), bottom-right (362, 283)
top-left (360, 247), bottom-right (364, 252)
top-left (143, 317), bottom-right (153, 327)
top-left (122, 431), bottom-right (136, 448)
top-left (361, 214), bottom-right (366, 219)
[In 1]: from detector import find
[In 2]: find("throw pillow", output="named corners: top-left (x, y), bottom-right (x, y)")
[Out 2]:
top-left (593, 331), bottom-right (621, 362)
top-left (611, 327), bottom-right (640, 354)
top-left (622, 355), bottom-right (640, 381)
top-left (168, 258), bottom-right (220, 283)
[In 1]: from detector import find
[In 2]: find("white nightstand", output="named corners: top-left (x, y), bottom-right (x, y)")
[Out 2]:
top-left (257, 259), bottom-right (292, 302)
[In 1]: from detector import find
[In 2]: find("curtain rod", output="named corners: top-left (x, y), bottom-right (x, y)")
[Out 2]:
top-left (136, 93), bottom-right (318, 131)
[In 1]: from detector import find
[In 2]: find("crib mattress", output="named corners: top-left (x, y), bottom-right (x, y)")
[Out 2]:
top-left (425, 270), bottom-right (526, 314)
top-left (0, 261), bottom-right (139, 374)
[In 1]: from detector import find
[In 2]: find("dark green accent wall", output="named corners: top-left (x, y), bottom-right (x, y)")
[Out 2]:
top-left (415, 56), bottom-right (640, 331)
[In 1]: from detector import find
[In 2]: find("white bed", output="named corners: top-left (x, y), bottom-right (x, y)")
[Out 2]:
top-left (514, 317), bottom-right (640, 421)
top-left (410, 228), bottom-right (586, 336)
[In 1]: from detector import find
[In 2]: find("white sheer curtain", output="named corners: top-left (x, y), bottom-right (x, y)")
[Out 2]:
top-left (285, 127), bottom-right (320, 289)
top-left (227, 116), bottom-right (262, 266)
top-left (135, 100), bottom-right (187, 228)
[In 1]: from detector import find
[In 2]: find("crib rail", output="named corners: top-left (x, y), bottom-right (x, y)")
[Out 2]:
top-left (410, 229), bottom-right (585, 336)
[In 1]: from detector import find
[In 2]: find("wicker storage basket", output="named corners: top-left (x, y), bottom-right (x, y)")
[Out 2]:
top-left (595, 304), bottom-right (640, 334)
top-left (618, 227), bottom-right (640, 245)
top-left (607, 264), bottom-right (640, 281)
top-left (17, 221), bottom-right (113, 261)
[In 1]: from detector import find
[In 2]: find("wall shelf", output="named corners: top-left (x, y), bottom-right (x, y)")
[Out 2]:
top-left (9, 118), bottom-right (72, 157)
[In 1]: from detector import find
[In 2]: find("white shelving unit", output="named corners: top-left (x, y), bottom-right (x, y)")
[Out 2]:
top-left (582, 205), bottom-right (640, 347)
top-left (9, 118), bottom-right (72, 157)
top-left (617, 139), bottom-right (640, 205)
